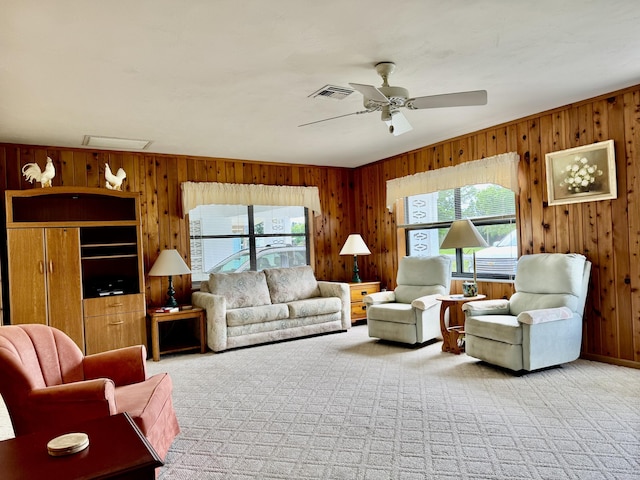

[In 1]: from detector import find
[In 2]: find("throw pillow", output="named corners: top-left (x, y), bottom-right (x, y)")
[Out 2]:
top-left (264, 266), bottom-right (320, 304)
top-left (209, 271), bottom-right (272, 309)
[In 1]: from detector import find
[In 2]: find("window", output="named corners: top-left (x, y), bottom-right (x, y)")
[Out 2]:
top-left (400, 184), bottom-right (517, 279)
top-left (189, 204), bottom-right (310, 284)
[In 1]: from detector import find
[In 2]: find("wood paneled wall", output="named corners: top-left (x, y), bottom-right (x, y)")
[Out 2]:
top-left (354, 85), bottom-right (640, 368)
top-left (1, 83), bottom-right (639, 368)
top-left (0, 149), bottom-right (356, 316)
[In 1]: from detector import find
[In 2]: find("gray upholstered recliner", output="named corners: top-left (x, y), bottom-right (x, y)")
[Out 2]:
top-left (462, 253), bottom-right (591, 372)
top-left (364, 255), bottom-right (452, 345)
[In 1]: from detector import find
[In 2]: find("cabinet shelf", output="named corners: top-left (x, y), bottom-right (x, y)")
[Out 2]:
top-left (82, 242), bottom-right (137, 248)
top-left (81, 254), bottom-right (139, 260)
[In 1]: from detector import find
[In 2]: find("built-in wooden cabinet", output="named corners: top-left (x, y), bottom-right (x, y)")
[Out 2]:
top-left (5, 187), bottom-right (145, 354)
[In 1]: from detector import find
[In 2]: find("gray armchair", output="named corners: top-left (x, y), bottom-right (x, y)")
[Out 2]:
top-left (365, 255), bottom-right (452, 345)
top-left (462, 253), bottom-right (591, 372)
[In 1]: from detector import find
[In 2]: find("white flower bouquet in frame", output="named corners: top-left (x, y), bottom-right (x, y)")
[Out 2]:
top-left (544, 140), bottom-right (617, 206)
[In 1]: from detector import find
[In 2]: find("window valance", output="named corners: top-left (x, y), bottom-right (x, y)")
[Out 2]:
top-left (385, 152), bottom-right (520, 211)
top-left (181, 181), bottom-right (322, 216)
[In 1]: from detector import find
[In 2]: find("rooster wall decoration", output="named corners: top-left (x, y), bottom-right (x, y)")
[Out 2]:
top-left (105, 163), bottom-right (127, 190)
top-left (22, 157), bottom-right (56, 188)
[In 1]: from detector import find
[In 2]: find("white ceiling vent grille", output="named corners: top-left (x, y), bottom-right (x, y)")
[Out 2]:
top-left (82, 135), bottom-right (152, 150)
top-left (308, 85), bottom-right (354, 100)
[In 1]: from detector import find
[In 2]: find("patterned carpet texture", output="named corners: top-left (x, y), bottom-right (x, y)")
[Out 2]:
top-left (148, 325), bottom-right (640, 480)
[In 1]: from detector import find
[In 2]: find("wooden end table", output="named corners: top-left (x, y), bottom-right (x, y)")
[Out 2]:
top-left (0, 412), bottom-right (162, 479)
top-left (348, 281), bottom-right (381, 323)
top-left (147, 306), bottom-right (206, 361)
top-left (436, 294), bottom-right (486, 354)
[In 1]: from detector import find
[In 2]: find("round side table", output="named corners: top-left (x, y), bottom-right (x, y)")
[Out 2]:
top-left (436, 294), bottom-right (486, 354)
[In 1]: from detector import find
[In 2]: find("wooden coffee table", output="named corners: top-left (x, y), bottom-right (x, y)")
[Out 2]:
top-left (0, 412), bottom-right (162, 479)
top-left (436, 294), bottom-right (486, 354)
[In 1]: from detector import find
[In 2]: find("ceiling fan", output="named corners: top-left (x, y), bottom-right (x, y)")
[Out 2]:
top-left (299, 62), bottom-right (487, 136)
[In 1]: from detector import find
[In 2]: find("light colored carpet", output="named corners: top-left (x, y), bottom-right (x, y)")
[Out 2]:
top-left (0, 325), bottom-right (637, 478)
top-left (146, 325), bottom-right (640, 480)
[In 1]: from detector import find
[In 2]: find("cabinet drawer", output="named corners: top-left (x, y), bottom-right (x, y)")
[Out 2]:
top-left (349, 283), bottom-right (380, 302)
top-left (350, 302), bottom-right (368, 320)
top-left (83, 293), bottom-right (145, 317)
top-left (84, 311), bottom-right (146, 355)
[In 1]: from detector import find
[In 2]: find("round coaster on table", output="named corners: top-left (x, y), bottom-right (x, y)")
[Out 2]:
top-left (47, 432), bottom-right (89, 457)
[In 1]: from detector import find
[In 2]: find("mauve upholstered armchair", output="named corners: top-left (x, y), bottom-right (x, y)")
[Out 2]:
top-left (462, 253), bottom-right (591, 372)
top-left (0, 324), bottom-right (179, 460)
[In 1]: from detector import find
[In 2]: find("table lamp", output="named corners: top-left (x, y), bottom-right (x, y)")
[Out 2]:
top-left (440, 219), bottom-right (488, 296)
top-left (148, 249), bottom-right (192, 307)
top-left (340, 234), bottom-right (371, 283)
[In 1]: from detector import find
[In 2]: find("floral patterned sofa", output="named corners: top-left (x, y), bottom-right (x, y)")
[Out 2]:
top-left (192, 265), bottom-right (350, 352)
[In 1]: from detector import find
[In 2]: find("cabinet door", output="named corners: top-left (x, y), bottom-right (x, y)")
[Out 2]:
top-left (7, 229), bottom-right (47, 325)
top-left (45, 228), bottom-right (84, 351)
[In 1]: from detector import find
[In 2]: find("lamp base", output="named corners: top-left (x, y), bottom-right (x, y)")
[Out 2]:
top-left (165, 295), bottom-right (179, 308)
top-left (165, 275), bottom-right (179, 307)
top-left (351, 255), bottom-right (362, 283)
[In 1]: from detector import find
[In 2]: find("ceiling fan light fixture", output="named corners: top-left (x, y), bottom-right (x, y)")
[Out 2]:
top-left (378, 86), bottom-right (409, 106)
top-left (300, 62), bottom-right (486, 134)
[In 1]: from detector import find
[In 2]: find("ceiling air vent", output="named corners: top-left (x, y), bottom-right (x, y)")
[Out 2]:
top-left (308, 85), bottom-right (354, 100)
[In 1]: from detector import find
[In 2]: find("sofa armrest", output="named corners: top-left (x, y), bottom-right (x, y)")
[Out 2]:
top-left (517, 307), bottom-right (574, 325)
top-left (193, 291), bottom-right (228, 352)
top-left (318, 281), bottom-right (351, 329)
top-left (462, 299), bottom-right (510, 317)
top-left (411, 294), bottom-right (441, 311)
top-left (84, 345), bottom-right (147, 386)
top-left (363, 291), bottom-right (396, 305)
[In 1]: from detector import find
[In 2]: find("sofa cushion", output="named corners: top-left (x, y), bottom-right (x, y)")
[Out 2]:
top-left (264, 266), bottom-right (320, 304)
top-left (226, 304), bottom-right (289, 327)
top-left (209, 271), bottom-right (272, 309)
top-left (287, 297), bottom-right (341, 318)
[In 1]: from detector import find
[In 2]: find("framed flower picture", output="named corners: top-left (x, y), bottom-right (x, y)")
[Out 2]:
top-left (544, 140), bottom-right (617, 206)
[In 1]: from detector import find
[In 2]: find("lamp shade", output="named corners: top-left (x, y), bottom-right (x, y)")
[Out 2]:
top-left (339, 234), bottom-right (371, 256)
top-left (440, 219), bottom-right (488, 249)
top-left (148, 249), bottom-right (191, 276)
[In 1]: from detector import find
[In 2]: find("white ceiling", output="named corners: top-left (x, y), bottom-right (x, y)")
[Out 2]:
top-left (2, 1), bottom-right (640, 169)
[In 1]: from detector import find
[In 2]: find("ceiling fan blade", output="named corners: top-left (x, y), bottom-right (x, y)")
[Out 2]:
top-left (298, 109), bottom-right (374, 127)
top-left (407, 90), bottom-right (487, 110)
top-left (349, 83), bottom-right (390, 105)
top-left (384, 111), bottom-right (413, 136)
